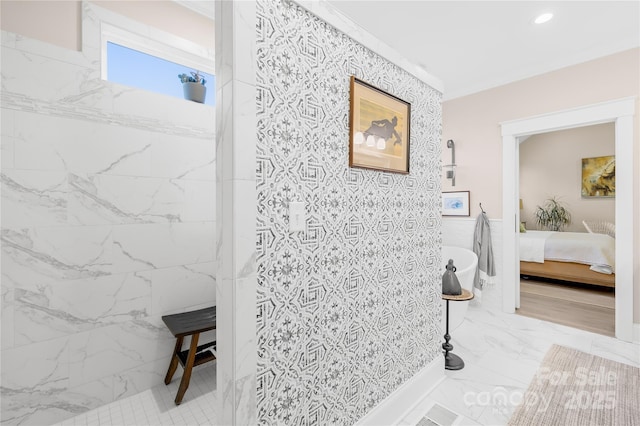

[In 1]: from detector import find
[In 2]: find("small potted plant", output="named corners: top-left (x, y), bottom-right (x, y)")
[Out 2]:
top-left (179, 71), bottom-right (206, 103)
top-left (534, 197), bottom-right (571, 231)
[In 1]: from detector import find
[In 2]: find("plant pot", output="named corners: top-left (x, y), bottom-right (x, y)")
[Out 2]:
top-left (183, 82), bottom-right (206, 103)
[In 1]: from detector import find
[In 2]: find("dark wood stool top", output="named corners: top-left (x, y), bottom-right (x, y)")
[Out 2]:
top-left (162, 306), bottom-right (216, 337)
top-left (162, 306), bottom-right (216, 405)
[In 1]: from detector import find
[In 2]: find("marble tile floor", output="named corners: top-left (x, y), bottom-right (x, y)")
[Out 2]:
top-left (56, 303), bottom-right (639, 426)
top-left (399, 302), bottom-right (639, 426)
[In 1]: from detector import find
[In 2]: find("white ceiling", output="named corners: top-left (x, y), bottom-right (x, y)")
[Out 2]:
top-left (178, 0), bottom-right (639, 100)
top-left (326, 1), bottom-right (640, 100)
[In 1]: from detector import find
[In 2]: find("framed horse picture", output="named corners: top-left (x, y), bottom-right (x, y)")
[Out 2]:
top-left (349, 76), bottom-right (411, 174)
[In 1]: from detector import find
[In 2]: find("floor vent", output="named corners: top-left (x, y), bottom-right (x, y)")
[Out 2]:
top-left (416, 403), bottom-right (459, 426)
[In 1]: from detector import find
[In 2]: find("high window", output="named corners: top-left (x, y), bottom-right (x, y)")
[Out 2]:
top-left (101, 22), bottom-right (214, 106)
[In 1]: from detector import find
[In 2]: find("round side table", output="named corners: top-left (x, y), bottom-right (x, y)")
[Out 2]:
top-left (442, 289), bottom-right (474, 370)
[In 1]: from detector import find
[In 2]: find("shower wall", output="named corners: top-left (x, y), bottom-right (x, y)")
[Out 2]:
top-left (0, 5), bottom-right (215, 425)
top-left (255, 1), bottom-right (443, 424)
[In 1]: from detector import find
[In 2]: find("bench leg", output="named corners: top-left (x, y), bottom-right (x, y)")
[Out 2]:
top-left (175, 333), bottom-right (199, 405)
top-left (164, 336), bottom-right (183, 385)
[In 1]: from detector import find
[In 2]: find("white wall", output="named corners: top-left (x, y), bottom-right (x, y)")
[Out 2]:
top-left (1, 3), bottom-right (215, 424)
top-left (0, 0), bottom-right (213, 52)
top-left (520, 123), bottom-right (615, 232)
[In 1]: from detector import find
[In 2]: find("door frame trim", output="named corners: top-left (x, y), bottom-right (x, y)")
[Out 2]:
top-left (500, 97), bottom-right (635, 341)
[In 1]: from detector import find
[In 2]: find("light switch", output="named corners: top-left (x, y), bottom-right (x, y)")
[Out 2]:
top-left (289, 201), bottom-right (305, 232)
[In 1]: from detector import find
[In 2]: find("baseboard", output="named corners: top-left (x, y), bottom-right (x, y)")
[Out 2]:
top-left (634, 323), bottom-right (640, 344)
top-left (355, 356), bottom-right (445, 426)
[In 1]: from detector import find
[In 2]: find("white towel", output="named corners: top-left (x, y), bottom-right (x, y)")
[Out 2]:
top-left (473, 212), bottom-right (496, 301)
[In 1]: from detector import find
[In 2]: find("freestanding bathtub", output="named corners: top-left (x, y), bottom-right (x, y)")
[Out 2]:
top-left (441, 246), bottom-right (478, 331)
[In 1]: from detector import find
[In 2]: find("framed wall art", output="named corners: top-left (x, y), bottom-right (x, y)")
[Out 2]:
top-left (581, 155), bottom-right (615, 198)
top-left (442, 191), bottom-right (470, 216)
top-left (349, 76), bottom-right (411, 174)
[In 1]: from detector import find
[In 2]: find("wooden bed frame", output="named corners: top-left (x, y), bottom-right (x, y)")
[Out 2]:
top-left (520, 260), bottom-right (615, 288)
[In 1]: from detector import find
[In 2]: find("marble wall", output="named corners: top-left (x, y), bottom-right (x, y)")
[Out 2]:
top-left (214, 0), bottom-right (259, 424)
top-left (255, 1), bottom-right (443, 424)
top-left (0, 4), bottom-right (215, 425)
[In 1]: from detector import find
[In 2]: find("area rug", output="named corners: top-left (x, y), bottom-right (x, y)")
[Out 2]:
top-left (509, 344), bottom-right (639, 425)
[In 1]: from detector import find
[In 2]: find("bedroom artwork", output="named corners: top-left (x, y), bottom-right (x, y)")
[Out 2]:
top-left (582, 155), bottom-right (615, 198)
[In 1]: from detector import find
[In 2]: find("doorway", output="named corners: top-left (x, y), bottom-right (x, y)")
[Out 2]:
top-left (500, 97), bottom-right (635, 342)
top-left (516, 124), bottom-right (616, 336)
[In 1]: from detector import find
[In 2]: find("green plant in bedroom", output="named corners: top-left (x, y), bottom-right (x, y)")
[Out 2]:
top-left (534, 197), bottom-right (572, 231)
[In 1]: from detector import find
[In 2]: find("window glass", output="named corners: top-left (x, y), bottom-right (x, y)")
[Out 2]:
top-left (107, 42), bottom-right (215, 106)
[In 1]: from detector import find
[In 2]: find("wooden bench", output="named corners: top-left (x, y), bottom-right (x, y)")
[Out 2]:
top-left (161, 306), bottom-right (216, 405)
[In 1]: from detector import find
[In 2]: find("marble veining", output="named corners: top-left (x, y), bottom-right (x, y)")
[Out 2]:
top-left (12, 272), bottom-right (152, 345)
top-left (1, 3), bottom-right (216, 423)
top-left (1, 172), bottom-right (68, 227)
top-left (1, 91), bottom-right (214, 139)
top-left (70, 174), bottom-right (181, 225)
top-left (94, 145), bottom-right (151, 175)
top-left (1, 228), bottom-right (111, 281)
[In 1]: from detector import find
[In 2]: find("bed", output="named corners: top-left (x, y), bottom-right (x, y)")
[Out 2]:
top-left (519, 230), bottom-right (615, 288)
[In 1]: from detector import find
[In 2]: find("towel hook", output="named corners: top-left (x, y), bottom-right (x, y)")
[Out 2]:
top-left (479, 203), bottom-right (485, 214)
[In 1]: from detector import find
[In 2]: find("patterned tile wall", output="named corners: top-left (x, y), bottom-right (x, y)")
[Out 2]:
top-left (255, 1), bottom-right (443, 424)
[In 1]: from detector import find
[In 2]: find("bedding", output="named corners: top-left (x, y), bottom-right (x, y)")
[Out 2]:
top-left (519, 230), bottom-right (615, 275)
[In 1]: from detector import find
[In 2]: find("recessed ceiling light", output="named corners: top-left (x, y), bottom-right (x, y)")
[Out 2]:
top-left (534, 13), bottom-right (554, 24)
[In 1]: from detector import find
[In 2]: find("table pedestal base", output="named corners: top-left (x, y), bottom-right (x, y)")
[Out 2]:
top-left (444, 352), bottom-right (464, 370)
top-left (442, 296), bottom-right (471, 371)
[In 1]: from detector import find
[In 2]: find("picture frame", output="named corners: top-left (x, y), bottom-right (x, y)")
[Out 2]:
top-left (442, 191), bottom-right (470, 216)
top-left (349, 76), bottom-right (411, 174)
top-left (581, 155), bottom-right (615, 198)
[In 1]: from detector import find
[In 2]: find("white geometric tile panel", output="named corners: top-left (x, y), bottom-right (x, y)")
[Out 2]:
top-left (255, 1), bottom-right (443, 424)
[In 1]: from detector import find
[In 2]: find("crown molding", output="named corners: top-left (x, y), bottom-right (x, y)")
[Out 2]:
top-left (173, 0), bottom-right (214, 20)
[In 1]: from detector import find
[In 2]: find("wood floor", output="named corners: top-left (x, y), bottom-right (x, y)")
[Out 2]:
top-left (516, 277), bottom-right (615, 337)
